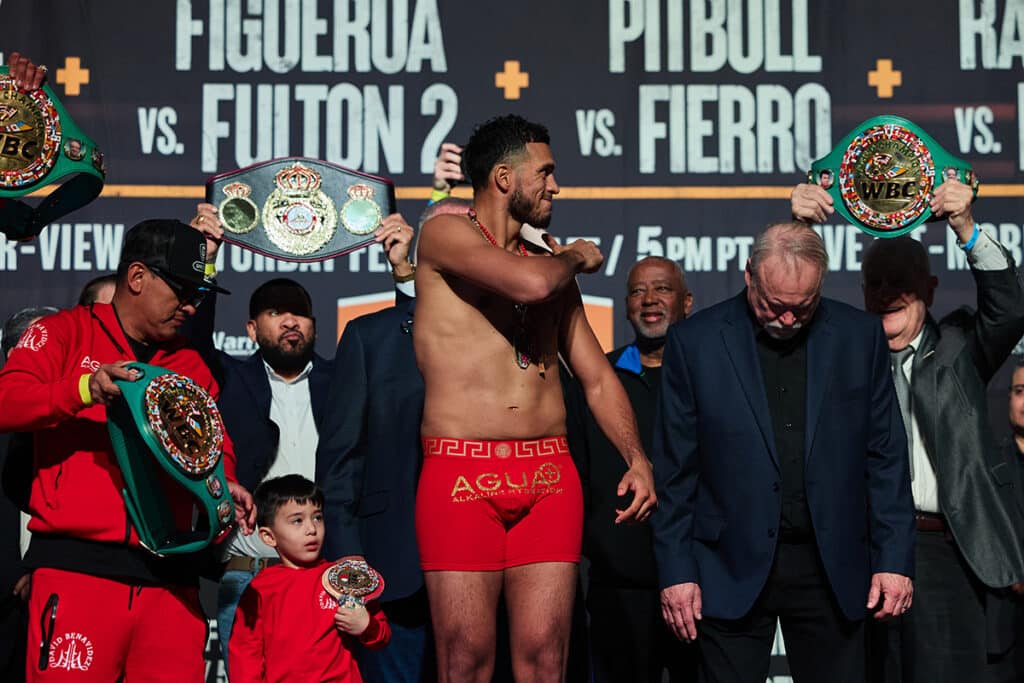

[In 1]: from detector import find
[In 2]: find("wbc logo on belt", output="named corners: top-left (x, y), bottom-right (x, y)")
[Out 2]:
top-left (840, 124), bottom-right (934, 233)
top-left (0, 73), bottom-right (60, 190)
top-left (144, 374), bottom-right (223, 476)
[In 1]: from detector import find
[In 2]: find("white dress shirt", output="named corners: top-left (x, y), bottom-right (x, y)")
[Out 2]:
top-left (227, 359), bottom-right (318, 559)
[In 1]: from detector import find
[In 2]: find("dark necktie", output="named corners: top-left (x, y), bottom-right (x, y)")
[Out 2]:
top-left (891, 346), bottom-right (915, 480)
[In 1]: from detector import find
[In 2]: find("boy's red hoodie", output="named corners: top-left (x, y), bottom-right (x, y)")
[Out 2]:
top-left (230, 559), bottom-right (390, 682)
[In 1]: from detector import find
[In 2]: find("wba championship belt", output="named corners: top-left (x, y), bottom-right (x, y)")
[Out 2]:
top-left (0, 67), bottom-right (104, 240)
top-left (205, 157), bottom-right (396, 262)
top-left (321, 557), bottom-right (385, 608)
top-left (106, 363), bottom-right (234, 556)
top-left (809, 115), bottom-right (978, 238)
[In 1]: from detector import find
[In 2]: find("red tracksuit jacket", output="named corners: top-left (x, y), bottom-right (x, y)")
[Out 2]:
top-left (0, 303), bottom-right (237, 545)
top-left (229, 559), bottom-right (390, 682)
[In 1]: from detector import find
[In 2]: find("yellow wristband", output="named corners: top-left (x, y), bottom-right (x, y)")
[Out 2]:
top-left (428, 189), bottom-right (450, 204)
top-left (78, 373), bottom-right (93, 406)
top-left (204, 262), bottom-right (217, 278)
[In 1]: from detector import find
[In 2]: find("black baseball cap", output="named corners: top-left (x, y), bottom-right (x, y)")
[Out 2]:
top-left (248, 278), bottom-right (313, 319)
top-left (119, 219), bottom-right (230, 295)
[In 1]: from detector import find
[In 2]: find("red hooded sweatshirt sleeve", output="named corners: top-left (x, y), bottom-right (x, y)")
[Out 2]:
top-left (0, 304), bottom-right (238, 545)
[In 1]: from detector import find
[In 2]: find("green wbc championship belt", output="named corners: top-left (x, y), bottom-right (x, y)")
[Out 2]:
top-left (205, 157), bottom-right (396, 262)
top-left (809, 115), bottom-right (978, 238)
top-left (106, 363), bottom-right (234, 556)
top-left (0, 67), bottom-right (104, 240)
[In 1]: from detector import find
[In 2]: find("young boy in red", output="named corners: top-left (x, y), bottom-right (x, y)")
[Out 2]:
top-left (229, 475), bottom-right (390, 682)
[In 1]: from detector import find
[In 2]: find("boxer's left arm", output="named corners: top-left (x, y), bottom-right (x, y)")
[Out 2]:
top-left (559, 287), bottom-right (655, 524)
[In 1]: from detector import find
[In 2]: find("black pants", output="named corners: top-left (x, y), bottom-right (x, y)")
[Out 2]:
top-left (587, 582), bottom-right (698, 683)
top-left (869, 530), bottom-right (1024, 683)
top-left (698, 540), bottom-right (865, 683)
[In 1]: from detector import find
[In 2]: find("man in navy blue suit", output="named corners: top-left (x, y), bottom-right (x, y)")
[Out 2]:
top-left (652, 222), bottom-right (915, 682)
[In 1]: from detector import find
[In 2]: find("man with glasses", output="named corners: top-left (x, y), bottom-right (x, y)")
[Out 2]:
top-left (652, 222), bottom-right (914, 683)
top-left (0, 219), bottom-right (255, 682)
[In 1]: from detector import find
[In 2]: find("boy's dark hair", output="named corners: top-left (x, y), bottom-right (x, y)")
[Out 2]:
top-left (254, 474), bottom-right (324, 528)
top-left (463, 115), bottom-right (550, 191)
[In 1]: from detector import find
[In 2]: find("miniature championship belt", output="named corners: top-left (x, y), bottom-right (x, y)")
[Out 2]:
top-left (106, 363), bottom-right (234, 556)
top-left (321, 557), bottom-right (385, 608)
top-left (809, 115), bottom-right (978, 238)
top-left (0, 67), bottom-right (104, 240)
top-left (205, 157), bottom-right (396, 262)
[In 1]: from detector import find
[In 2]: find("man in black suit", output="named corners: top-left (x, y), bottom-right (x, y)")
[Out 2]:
top-left (653, 222), bottom-right (914, 683)
top-left (793, 179), bottom-right (1024, 682)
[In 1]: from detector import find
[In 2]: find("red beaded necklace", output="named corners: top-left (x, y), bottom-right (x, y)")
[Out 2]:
top-left (467, 208), bottom-right (537, 371)
top-left (468, 209), bottom-right (528, 256)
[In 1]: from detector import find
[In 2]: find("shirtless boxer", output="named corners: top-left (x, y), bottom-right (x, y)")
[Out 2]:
top-left (414, 115), bottom-right (656, 682)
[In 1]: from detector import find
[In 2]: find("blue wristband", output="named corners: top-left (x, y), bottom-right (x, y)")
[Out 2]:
top-left (961, 223), bottom-right (981, 252)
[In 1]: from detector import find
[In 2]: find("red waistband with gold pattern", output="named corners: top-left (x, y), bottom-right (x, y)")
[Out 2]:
top-left (422, 436), bottom-right (570, 459)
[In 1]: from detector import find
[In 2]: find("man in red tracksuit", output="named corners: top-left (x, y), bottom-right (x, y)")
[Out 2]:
top-left (0, 219), bottom-right (255, 682)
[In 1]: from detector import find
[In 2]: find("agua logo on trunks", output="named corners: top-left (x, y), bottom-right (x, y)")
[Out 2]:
top-left (48, 631), bottom-right (95, 672)
top-left (450, 461), bottom-right (563, 502)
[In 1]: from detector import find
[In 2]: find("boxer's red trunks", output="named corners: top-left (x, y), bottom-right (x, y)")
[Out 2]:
top-left (416, 436), bottom-right (583, 570)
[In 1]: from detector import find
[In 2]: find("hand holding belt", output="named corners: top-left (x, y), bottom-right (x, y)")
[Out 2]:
top-left (0, 68), bottom-right (104, 240)
top-left (322, 557), bottom-right (385, 608)
top-left (106, 363), bottom-right (234, 556)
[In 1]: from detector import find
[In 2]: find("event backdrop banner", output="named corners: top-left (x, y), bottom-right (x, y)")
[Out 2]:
top-left (1, 1), bottom-right (1023, 357)
top-left (1, 1), bottom-right (1023, 680)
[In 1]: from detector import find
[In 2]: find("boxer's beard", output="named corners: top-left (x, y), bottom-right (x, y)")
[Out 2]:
top-left (510, 188), bottom-right (552, 229)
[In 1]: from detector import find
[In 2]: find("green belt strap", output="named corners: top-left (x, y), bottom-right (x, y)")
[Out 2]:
top-left (107, 362), bottom-right (234, 556)
top-left (0, 67), bottom-right (104, 239)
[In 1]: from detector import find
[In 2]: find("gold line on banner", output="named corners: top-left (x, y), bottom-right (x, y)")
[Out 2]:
top-left (26, 184), bottom-right (1024, 200)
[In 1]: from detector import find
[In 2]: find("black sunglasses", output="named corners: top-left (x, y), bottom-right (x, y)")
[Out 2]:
top-left (146, 265), bottom-right (208, 308)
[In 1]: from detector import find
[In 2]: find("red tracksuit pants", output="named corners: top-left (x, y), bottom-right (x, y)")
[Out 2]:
top-left (26, 568), bottom-right (206, 682)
